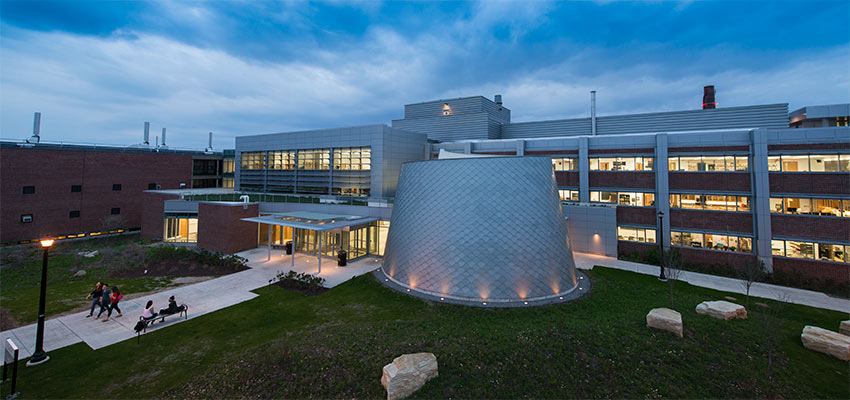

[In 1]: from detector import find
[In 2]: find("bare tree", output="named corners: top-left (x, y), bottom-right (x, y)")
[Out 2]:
top-left (738, 259), bottom-right (766, 310)
top-left (759, 292), bottom-right (789, 379)
top-left (663, 250), bottom-right (684, 309)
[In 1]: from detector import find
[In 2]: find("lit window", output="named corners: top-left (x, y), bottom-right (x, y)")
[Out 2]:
top-left (442, 103), bottom-right (453, 116)
top-left (589, 156), bottom-right (654, 171)
top-left (617, 226), bottom-right (656, 243)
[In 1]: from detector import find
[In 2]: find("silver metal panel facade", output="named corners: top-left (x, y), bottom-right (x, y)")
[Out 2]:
top-left (383, 156), bottom-right (577, 301)
top-left (392, 112), bottom-right (499, 142)
top-left (502, 104), bottom-right (789, 139)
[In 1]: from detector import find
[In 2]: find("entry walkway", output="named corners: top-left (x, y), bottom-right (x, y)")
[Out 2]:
top-left (573, 252), bottom-right (849, 313)
top-left (0, 249), bottom-right (380, 359)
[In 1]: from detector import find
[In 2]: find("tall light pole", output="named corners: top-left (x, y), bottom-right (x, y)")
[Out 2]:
top-left (27, 238), bottom-right (53, 366)
top-left (657, 212), bottom-right (667, 281)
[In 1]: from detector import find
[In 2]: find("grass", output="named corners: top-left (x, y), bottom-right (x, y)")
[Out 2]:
top-left (1, 267), bottom-right (847, 399)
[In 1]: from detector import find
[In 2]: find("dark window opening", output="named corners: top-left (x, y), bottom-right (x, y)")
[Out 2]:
top-left (112, 184), bottom-right (122, 191)
top-left (111, 208), bottom-right (121, 215)
top-left (193, 159), bottom-right (219, 175)
top-left (71, 185), bottom-right (82, 192)
top-left (147, 183), bottom-right (157, 190)
top-left (23, 186), bottom-right (35, 194)
top-left (21, 214), bottom-right (33, 223)
top-left (70, 210), bottom-right (80, 218)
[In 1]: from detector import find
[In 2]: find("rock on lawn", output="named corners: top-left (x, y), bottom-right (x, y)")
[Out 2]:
top-left (646, 308), bottom-right (683, 338)
top-left (381, 352), bottom-right (438, 400)
top-left (801, 326), bottom-right (850, 361)
top-left (695, 300), bottom-right (747, 320)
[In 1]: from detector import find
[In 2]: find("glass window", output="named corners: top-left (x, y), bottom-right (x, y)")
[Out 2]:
top-left (781, 155), bottom-right (809, 172)
top-left (164, 217), bottom-right (198, 243)
top-left (669, 194), bottom-right (680, 209)
top-left (844, 199), bottom-right (850, 217)
top-left (334, 147), bottom-right (371, 171)
top-left (618, 227), bottom-right (638, 241)
top-left (680, 194), bottom-right (703, 209)
top-left (735, 156), bottom-right (749, 171)
top-left (600, 191), bottom-right (617, 203)
top-left (771, 240), bottom-right (785, 256)
top-left (783, 198), bottom-right (811, 214)
top-left (552, 158), bottom-right (577, 171)
top-left (589, 158), bottom-right (599, 170)
top-left (644, 193), bottom-right (656, 207)
top-left (590, 191), bottom-right (600, 202)
top-left (240, 152), bottom-right (266, 170)
top-left (704, 195), bottom-right (728, 211)
top-left (770, 198), bottom-right (784, 214)
top-left (670, 231), bottom-right (683, 246)
top-left (736, 196), bottom-right (750, 212)
top-left (684, 232), bottom-right (704, 248)
top-left (704, 233), bottom-right (727, 250)
top-left (222, 159), bottom-right (235, 174)
top-left (297, 149), bottom-right (330, 170)
top-left (840, 155), bottom-right (850, 172)
top-left (269, 151), bottom-right (296, 170)
top-left (590, 157), bottom-right (652, 171)
top-left (643, 157), bottom-right (655, 171)
top-left (668, 157), bottom-right (679, 171)
top-left (222, 178), bottom-right (234, 188)
top-left (680, 156), bottom-right (703, 171)
top-left (817, 243), bottom-right (845, 263)
top-left (702, 156), bottom-right (726, 171)
top-left (810, 155), bottom-right (840, 172)
top-left (559, 190), bottom-right (579, 201)
top-left (737, 237), bottom-right (752, 253)
top-left (786, 240), bottom-right (814, 259)
top-left (767, 156), bottom-right (781, 171)
top-left (813, 199), bottom-right (842, 217)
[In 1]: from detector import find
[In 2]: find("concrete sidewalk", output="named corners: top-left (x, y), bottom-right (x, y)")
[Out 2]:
top-left (0, 249), bottom-right (380, 359)
top-left (573, 252), bottom-right (850, 313)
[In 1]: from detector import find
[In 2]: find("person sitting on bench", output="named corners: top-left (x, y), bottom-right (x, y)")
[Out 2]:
top-left (142, 300), bottom-right (157, 319)
top-left (159, 296), bottom-right (185, 315)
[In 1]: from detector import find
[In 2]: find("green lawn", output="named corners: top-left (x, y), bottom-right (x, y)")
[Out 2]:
top-left (2, 267), bottom-right (847, 399)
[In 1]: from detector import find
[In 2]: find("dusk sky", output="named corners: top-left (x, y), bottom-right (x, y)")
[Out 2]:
top-left (1, 1), bottom-right (848, 149)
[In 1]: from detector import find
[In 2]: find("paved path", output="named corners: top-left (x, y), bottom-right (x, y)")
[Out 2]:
top-left (0, 249), bottom-right (380, 359)
top-left (2, 249), bottom-right (846, 359)
top-left (573, 252), bottom-right (850, 313)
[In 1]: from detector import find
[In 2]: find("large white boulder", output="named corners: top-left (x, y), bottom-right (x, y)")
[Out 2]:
top-left (695, 300), bottom-right (747, 320)
top-left (646, 308), bottom-right (683, 338)
top-left (840, 320), bottom-right (850, 337)
top-left (801, 326), bottom-right (850, 361)
top-left (381, 352), bottom-right (438, 400)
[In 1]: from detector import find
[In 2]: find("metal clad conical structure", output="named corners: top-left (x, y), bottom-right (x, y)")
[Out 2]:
top-left (383, 156), bottom-right (577, 302)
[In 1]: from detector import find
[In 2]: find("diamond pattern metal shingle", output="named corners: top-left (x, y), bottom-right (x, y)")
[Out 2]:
top-left (383, 156), bottom-right (578, 301)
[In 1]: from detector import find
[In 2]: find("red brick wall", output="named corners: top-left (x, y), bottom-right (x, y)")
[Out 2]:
top-left (617, 207), bottom-right (657, 226)
top-left (669, 146), bottom-right (749, 153)
top-left (589, 172), bottom-right (655, 189)
top-left (770, 215), bottom-right (850, 242)
top-left (588, 148), bottom-right (654, 154)
top-left (0, 148), bottom-right (192, 243)
top-left (768, 173), bottom-right (850, 195)
top-left (668, 172), bottom-right (751, 192)
top-left (670, 209), bottom-right (753, 234)
top-left (197, 202), bottom-right (258, 254)
top-left (555, 171), bottom-right (580, 187)
top-left (768, 143), bottom-right (850, 151)
top-left (618, 240), bottom-right (655, 256)
top-left (140, 192), bottom-right (181, 240)
top-left (525, 150), bottom-right (578, 155)
top-left (772, 257), bottom-right (849, 285)
top-left (675, 247), bottom-right (757, 270)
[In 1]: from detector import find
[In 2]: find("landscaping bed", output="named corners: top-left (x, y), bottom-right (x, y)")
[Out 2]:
top-left (2, 267), bottom-right (847, 399)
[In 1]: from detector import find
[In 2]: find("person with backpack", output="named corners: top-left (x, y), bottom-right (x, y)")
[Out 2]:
top-left (85, 281), bottom-right (103, 318)
top-left (96, 283), bottom-right (112, 319)
top-left (103, 286), bottom-right (123, 321)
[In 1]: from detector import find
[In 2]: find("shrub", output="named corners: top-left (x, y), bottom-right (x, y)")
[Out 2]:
top-left (274, 270), bottom-right (326, 290)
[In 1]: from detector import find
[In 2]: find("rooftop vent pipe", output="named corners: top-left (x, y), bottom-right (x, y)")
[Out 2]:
top-left (495, 94), bottom-right (502, 105)
top-left (161, 128), bottom-right (167, 147)
top-left (143, 122), bottom-right (150, 145)
top-left (204, 132), bottom-right (214, 154)
top-left (27, 112), bottom-right (42, 143)
top-left (702, 85), bottom-right (717, 109)
top-left (591, 91), bottom-right (597, 136)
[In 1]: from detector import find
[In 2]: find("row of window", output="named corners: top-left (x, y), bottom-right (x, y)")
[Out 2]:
top-left (770, 197), bottom-right (849, 218)
top-left (668, 155), bottom-right (749, 172)
top-left (241, 147), bottom-right (372, 171)
top-left (671, 231), bottom-right (753, 253)
top-left (617, 226), bottom-right (657, 244)
top-left (558, 190), bottom-right (579, 201)
top-left (223, 159), bottom-right (236, 174)
top-left (767, 154), bottom-right (849, 172)
top-left (772, 239), bottom-right (848, 263)
top-left (669, 194), bottom-right (750, 212)
top-left (552, 158), bottom-right (578, 171)
top-left (590, 156), bottom-right (654, 171)
top-left (591, 191), bottom-right (655, 207)
top-left (20, 208), bottom-right (120, 223)
top-left (21, 184), bottom-right (164, 194)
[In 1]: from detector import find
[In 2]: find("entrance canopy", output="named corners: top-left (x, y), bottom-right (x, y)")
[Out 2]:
top-left (241, 211), bottom-right (378, 231)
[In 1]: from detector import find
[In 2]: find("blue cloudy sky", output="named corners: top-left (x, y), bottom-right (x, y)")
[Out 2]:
top-left (1, 1), bottom-right (848, 149)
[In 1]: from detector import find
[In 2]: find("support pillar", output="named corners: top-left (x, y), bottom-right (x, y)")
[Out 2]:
top-left (578, 137), bottom-right (590, 203)
top-left (267, 225), bottom-right (272, 261)
top-left (751, 128), bottom-right (774, 272)
top-left (318, 232), bottom-right (322, 274)
top-left (655, 133), bottom-right (670, 249)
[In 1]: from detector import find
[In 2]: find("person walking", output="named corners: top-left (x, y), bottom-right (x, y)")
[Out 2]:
top-left (103, 286), bottom-right (123, 321)
top-left (85, 282), bottom-right (103, 318)
top-left (96, 283), bottom-right (112, 319)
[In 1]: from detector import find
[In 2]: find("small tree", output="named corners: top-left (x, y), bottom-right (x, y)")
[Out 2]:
top-left (663, 250), bottom-right (684, 309)
top-left (759, 293), bottom-right (788, 379)
top-left (738, 259), bottom-right (765, 310)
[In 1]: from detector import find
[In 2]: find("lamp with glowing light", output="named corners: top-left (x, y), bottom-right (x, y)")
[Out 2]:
top-left (657, 211), bottom-right (667, 281)
top-left (28, 238), bottom-right (54, 366)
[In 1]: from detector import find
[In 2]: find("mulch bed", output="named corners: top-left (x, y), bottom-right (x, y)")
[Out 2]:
top-left (108, 259), bottom-right (249, 279)
top-left (271, 280), bottom-right (329, 296)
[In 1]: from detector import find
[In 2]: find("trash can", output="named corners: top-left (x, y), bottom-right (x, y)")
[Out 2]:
top-left (337, 250), bottom-right (347, 267)
top-left (284, 241), bottom-right (293, 255)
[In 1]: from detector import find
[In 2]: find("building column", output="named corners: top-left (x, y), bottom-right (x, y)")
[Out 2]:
top-left (751, 128), bottom-right (773, 272)
top-left (655, 133), bottom-right (670, 249)
top-left (516, 140), bottom-right (525, 156)
top-left (578, 137), bottom-right (589, 203)
top-left (463, 142), bottom-right (472, 154)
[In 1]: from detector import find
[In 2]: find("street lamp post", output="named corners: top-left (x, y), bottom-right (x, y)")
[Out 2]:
top-left (657, 212), bottom-right (667, 281)
top-left (27, 238), bottom-right (54, 366)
